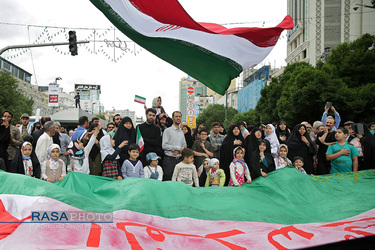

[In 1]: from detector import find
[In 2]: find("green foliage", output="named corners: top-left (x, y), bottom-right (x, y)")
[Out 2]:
top-left (327, 33), bottom-right (375, 88)
top-left (0, 72), bottom-right (34, 124)
top-left (230, 34), bottom-right (375, 127)
top-left (196, 104), bottom-right (237, 130)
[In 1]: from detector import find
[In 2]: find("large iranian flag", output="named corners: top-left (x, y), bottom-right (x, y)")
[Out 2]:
top-left (89, 0), bottom-right (294, 94)
top-left (0, 168), bottom-right (375, 248)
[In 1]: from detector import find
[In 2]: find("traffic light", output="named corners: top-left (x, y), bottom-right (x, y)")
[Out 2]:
top-left (68, 30), bottom-right (78, 56)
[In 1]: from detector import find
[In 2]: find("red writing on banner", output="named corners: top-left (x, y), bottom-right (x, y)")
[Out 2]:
top-left (268, 225), bottom-right (315, 250)
top-left (116, 222), bottom-right (246, 250)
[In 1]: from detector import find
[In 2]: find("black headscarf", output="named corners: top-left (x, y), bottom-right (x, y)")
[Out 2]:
top-left (286, 124), bottom-right (316, 174)
top-left (245, 127), bottom-right (264, 166)
top-left (356, 123), bottom-right (375, 170)
top-left (87, 123), bottom-right (104, 161)
top-left (220, 124), bottom-right (246, 186)
top-left (113, 117), bottom-right (136, 164)
top-left (276, 120), bottom-right (290, 144)
top-left (183, 126), bottom-right (193, 149)
top-left (249, 139), bottom-right (275, 180)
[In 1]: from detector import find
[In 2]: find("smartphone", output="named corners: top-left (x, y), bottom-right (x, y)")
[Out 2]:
top-left (357, 123), bottom-right (364, 135)
top-left (326, 102), bottom-right (332, 109)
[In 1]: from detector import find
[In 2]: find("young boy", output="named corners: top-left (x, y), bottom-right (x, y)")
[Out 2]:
top-left (191, 128), bottom-right (214, 169)
top-left (121, 144), bottom-right (144, 179)
top-left (293, 156), bottom-right (307, 174)
top-left (326, 127), bottom-right (359, 174)
top-left (172, 148), bottom-right (199, 187)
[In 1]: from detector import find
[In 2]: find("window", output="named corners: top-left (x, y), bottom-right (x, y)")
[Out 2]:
top-left (11, 66), bottom-right (18, 77)
top-left (3, 61), bottom-right (10, 70)
top-left (25, 74), bottom-right (31, 83)
top-left (19, 70), bottom-right (25, 81)
top-left (303, 49), bottom-right (307, 59)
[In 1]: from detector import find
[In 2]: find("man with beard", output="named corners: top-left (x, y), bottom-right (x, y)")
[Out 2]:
top-left (156, 113), bottom-right (167, 136)
top-left (162, 111), bottom-right (186, 181)
top-left (108, 114), bottom-right (121, 138)
top-left (137, 108), bottom-right (162, 165)
top-left (316, 116), bottom-right (337, 174)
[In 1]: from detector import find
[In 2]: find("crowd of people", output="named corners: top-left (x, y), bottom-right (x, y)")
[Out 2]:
top-left (1, 98), bottom-right (374, 188)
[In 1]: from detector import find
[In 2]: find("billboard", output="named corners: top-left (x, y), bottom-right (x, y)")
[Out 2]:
top-left (48, 84), bottom-right (59, 107)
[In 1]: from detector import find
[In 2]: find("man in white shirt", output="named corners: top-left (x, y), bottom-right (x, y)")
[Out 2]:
top-left (35, 121), bottom-right (55, 165)
top-left (162, 111), bottom-right (186, 181)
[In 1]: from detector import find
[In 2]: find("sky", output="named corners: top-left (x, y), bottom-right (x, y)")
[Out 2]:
top-left (0, 0), bottom-right (288, 119)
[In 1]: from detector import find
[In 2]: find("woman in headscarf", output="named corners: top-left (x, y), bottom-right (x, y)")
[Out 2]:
top-left (83, 122), bottom-right (104, 176)
top-left (264, 124), bottom-right (280, 157)
top-left (219, 124), bottom-right (246, 186)
top-left (182, 125), bottom-right (193, 149)
top-left (249, 139), bottom-right (275, 180)
top-left (245, 127), bottom-right (264, 166)
top-left (286, 124), bottom-right (317, 174)
top-left (152, 96), bottom-right (166, 117)
top-left (10, 141), bottom-right (41, 178)
top-left (113, 117), bottom-right (136, 165)
top-left (276, 120), bottom-right (290, 144)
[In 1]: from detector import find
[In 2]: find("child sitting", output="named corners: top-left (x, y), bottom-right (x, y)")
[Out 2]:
top-left (100, 134), bottom-right (126, 180)
top-left (144, 152), bottom-right (163, 181)
top-left (205, 158), bottom-right (225, 187)
top-left (172, 148), bottom-right (199, 187)
top-left (41, 144), bottom-right (66, 182)
top-left (274, 144), bottom-right (293, 170)
top-left (67, 124), bottom-right (101, 174)
top-left (293, 156), bottom-right (307, 174)
top-left (10, 141), bottom-right (40, 178)
top-left (228, 146), bottom-right (251, 187)
top-left (121, 144), bottom-right (144, 179)
top-left (197, 158), bottom-right (210, 187)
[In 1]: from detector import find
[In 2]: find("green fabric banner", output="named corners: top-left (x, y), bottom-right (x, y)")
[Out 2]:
top-left (1, 167), bottom-right (374, 225)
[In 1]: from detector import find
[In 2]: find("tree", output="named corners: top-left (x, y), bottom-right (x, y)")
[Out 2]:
top-left (0, 72), bottom-right (34, 123)
top-left (327, 33), bottom-right (375, 88)
top-left (196, 104), bottom-right (237, 130)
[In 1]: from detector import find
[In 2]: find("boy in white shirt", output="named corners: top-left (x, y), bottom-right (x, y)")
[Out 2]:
top-left (172, 148), bottom-right (199, 187)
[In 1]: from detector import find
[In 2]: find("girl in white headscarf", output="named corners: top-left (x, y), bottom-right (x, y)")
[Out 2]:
top-left (41, 144), bottom-right (66, 182)
top-left (264, 124), bottom-right (280, 157)
top-left (274, 144), bottom-right (293, 170)
top-left (10, 141), bottom-right (40, 178)
top-left (205, 158), bottom-right (226, 187)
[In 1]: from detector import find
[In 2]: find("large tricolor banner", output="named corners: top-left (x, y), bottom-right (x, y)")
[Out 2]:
top-left (89, 0), bottom-right (294, 94)
top-left (0, 168), bottom-right (375, 248)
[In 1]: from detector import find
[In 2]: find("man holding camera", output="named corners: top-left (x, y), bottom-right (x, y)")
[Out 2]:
top-left (321, 104), bottom-right (341, 131)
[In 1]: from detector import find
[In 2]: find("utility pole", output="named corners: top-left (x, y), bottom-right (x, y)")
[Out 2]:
top-left (0, 41), bottom-right (89, 55)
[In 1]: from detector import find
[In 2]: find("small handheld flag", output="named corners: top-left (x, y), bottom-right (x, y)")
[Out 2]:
top-left (134, 95), bottom-right (146, 105)
top-left (136, 127), bottom-right (144, 153)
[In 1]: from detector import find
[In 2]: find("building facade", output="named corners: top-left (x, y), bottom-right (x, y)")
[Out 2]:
top-left (286, 0), bottom-right (375, 66)
top-left (0, 57), bottom-right (52, 116)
